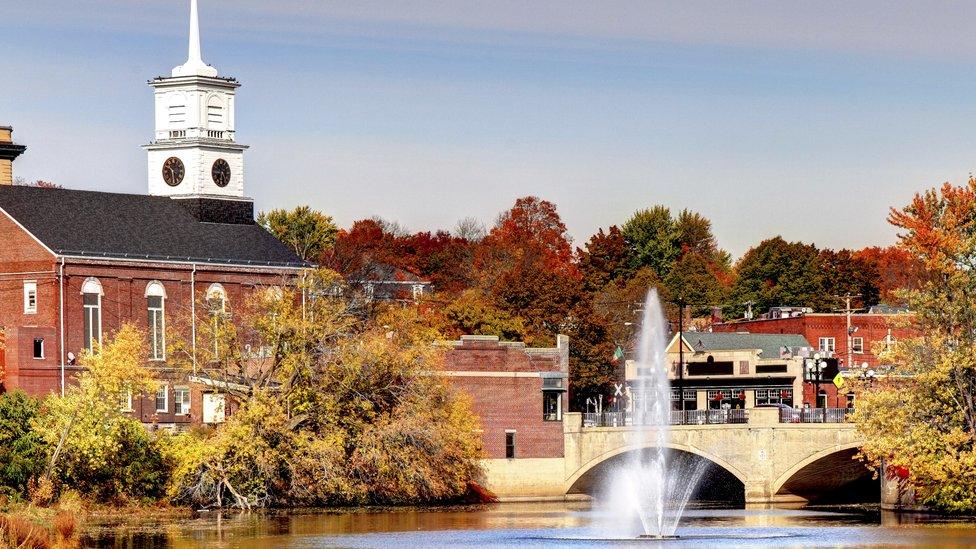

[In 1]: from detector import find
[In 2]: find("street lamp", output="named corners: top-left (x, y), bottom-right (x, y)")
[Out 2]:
top-left (805, 353), bottom-right (828, 420)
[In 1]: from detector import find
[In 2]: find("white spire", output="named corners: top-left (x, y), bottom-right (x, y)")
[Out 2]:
top-left (172, 0), bottom-right (218, 77)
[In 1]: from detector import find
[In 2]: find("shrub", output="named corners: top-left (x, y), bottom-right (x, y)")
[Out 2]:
top-left (0, 392), bottom-right (46, 496)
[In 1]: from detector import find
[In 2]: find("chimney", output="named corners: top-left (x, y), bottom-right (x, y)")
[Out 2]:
top-left (711, 306), bottom-right (724, 325)
top-left (0, 127), bottom-right (27, 186)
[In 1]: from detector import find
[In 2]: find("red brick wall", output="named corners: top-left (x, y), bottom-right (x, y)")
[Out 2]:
top-left (0, 238), bottom-right (298, 404)
top-left (443, 337), bottom-right (568, 460)
top-left (712, 314), bottom-right (915, 369)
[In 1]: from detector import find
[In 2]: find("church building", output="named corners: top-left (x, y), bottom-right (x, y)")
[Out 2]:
top-left (0, 0), bottom-right (304, 427)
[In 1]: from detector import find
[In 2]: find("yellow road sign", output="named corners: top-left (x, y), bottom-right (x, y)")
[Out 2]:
top-left (833, 372), bottom-right (846, 390)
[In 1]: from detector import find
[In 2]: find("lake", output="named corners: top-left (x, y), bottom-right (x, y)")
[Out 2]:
top-left (83, 502), bottom-right (976, 548)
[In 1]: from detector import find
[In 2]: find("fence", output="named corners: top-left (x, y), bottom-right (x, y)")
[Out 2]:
top-left (779, 407), bottom-right (853, 424)
top-left (582, 408), bottom-right (748, 427)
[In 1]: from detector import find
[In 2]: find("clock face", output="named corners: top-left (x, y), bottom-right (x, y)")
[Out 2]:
top-left (212, 159), bottom-right (231, 188)
top-left (162, 157), bottom-right (185, 187)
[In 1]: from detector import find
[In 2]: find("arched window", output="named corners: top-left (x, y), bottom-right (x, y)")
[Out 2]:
top-left (146, 282), bottom-right (166, 361)
top-left (206, 284), bottom-right (228, 360)
top-left (81, 278), bottom-right (102, 352)
top-left (207, 283), bottom-right (227, 314)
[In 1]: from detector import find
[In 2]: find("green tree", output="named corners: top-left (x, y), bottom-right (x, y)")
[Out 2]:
top-left (258, 206), bottom-right (339, 263)
top-left (665, 251), bottom-right (731, 317)
top-left (819, 248), bottom-right (882, 307)
top-left (0, 392), bottom-right (46, 496)
top-left (854, 179), bottom-right (976, 512)
top-left (730, 237), bottom-right (829, 316)
top-left (622, 206), bottom-right (679, 279)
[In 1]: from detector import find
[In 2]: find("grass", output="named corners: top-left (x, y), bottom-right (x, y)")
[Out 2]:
top-left (0, 509), bottom-right (79, 549)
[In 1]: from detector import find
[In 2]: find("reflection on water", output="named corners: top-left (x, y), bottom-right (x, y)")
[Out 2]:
top-left (83, 502), bottom-right (976, 548)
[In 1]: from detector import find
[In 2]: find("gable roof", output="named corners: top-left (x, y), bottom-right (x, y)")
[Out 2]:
top-left (679, 332), bottom-right (811, 359)
top-left (0, 186), bottom-right (304, 268)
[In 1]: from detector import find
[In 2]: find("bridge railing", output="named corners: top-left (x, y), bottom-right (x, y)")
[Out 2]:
top-left (581, 409), bottom-right (749, 427)
top-left (779, 407), bottom-right (854, 423)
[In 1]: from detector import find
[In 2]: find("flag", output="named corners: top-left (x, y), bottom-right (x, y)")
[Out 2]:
top-left (833, 372), bottom-right (846, 390)
top-left (612, 346), bottom-right (624, 364)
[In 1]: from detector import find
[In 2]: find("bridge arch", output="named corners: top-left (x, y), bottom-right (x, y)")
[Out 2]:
top-left (771, 442), bottom-right (875, 503)
top-left (564, 442), bottom-right (749, 495)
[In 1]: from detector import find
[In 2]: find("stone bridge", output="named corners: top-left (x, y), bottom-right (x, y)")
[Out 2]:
top-left (484, 408), bottom-right (868, 504)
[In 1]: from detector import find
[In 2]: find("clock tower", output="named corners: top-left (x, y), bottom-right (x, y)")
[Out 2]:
top-left (144, 0), bottom-right (248, 204)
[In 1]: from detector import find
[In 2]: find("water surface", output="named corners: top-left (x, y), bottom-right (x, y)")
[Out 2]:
top-left (84, 502), bottom-right (976, 548)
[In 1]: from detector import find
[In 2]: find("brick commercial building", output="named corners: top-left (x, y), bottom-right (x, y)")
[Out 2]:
top-left (711, 307), bottom-right (916, 407)
top-left (441, 335), bottom-right (569, 461)
top-left (637, 332), bottom-right (811, 411)
top-left (0, 3), bottom-right (304, 427)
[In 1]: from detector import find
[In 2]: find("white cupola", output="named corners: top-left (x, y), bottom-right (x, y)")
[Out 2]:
top-left (143, 0), bottom-right (249, 201)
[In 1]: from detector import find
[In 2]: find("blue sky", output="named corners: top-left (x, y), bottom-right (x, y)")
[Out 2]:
top-left (5, 1), bottom-right (976, 258)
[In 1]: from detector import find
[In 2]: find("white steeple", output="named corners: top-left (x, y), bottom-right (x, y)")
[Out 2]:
top-left (172, 0), bottom-right (218, 77)
top-left (145, 0), bottom-right (248, 200)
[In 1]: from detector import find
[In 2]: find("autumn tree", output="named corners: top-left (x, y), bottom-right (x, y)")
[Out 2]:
top-left (854, 178), bottom-right (976, 511)
top-left (818, 248), bottom-right (882, 307)
top-left (166, 272), bottom-right (484, 508)
top-left (34, 325), bottom-right (168, 502)
top-left (474, 197), bottom-right (580, 346)
top-left (855, 179), bottom-right (976, 512)
top-left (855, 246), bottom-right (926, 306)
top-left (258, 206), bottom-right (339, 263)
top-left (436, 290), bottom-right (527, 341)
top-left (578, 226), bottom-right (630, 293)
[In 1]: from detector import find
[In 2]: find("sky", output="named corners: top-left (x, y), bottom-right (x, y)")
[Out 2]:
top-left (5, 1), bottom-right (976, 258)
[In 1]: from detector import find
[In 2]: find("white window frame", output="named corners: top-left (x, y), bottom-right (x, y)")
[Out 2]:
top-left (155, 384), bottom-right (169, 413)
top-left (82, 278), bottom-right (103, 352)
top-left (174, 386), bottom-right (191, 416)
top-left (851, 337), bottom-right (864, 354)
top-left (23, 281), bottom-right (37, 314)
top-left (818, 337), bottom-right (835, 353)
top-left (146, 282), bottom-right (167, 361)
top-left (32, 338), bottom-right (44, 360)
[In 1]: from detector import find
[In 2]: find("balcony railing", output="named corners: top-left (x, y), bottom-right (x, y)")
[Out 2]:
top-left (779, 407), bottom-right (853, 424)
top-left (582, 409), bottom-right (748, 427)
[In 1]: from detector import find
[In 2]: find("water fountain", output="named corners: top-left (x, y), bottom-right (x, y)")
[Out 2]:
top-left (601, 288), bottom-right (710, 539)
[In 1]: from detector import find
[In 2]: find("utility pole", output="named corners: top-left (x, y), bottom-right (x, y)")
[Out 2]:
top-left (677, 300), bottom-right (685, 412)
top-left (834, 293), bottom-right (861, 373)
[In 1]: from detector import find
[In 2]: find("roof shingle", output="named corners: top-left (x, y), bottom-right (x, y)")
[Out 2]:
top-left (0, 186), bottom-right (303, 267)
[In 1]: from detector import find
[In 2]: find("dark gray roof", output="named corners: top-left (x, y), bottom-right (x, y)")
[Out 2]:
top-left (682, 332), bottom-right (811, 359)
top-left (0, 186), bottom-right (304, 268)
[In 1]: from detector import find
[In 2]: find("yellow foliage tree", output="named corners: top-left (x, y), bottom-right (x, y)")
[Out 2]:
top-left (853, 179), bottom-right (976, 511)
